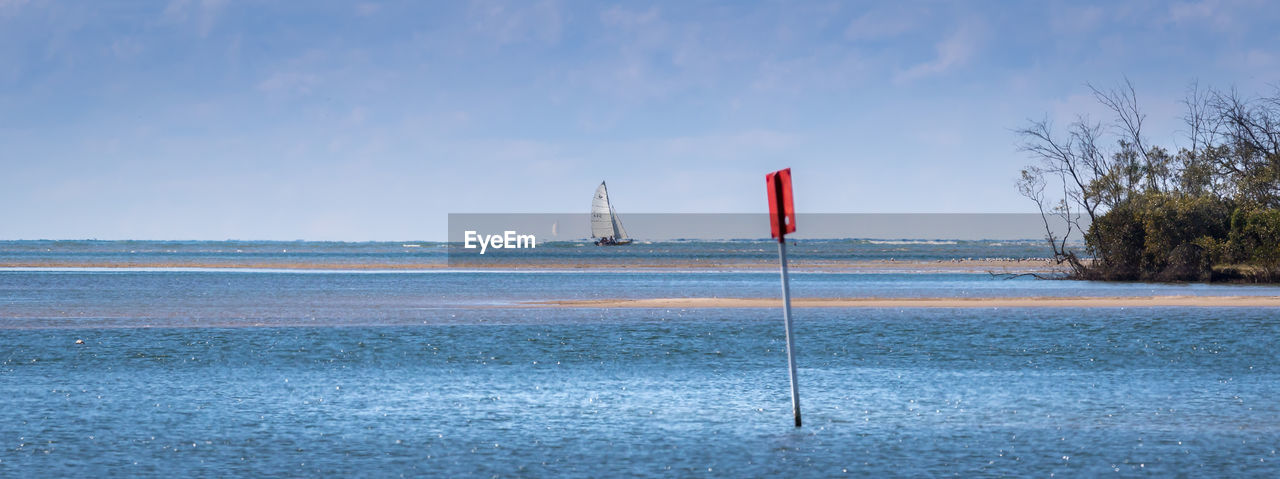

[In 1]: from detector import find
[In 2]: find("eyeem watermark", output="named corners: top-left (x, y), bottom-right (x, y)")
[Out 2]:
top-left (463, 230), bottom-right (537, 254)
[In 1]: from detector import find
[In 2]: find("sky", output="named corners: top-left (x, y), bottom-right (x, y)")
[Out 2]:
top-left (2, 0), bottom-right (1278, 241)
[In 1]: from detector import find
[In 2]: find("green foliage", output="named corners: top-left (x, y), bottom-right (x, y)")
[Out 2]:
top-left (1083, 195), bottom-right (1280, 282)
top-left (1086, 193), bottom-right (1230, 281)
top-left (1086, 201), bottom-right (1144, 280)
top-left (1227, 207), bottom-right (1280, 271)
top-left (1019, 81), bottom-right (1280, 282)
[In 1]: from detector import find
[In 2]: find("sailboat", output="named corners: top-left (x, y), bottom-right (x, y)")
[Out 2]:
top-left (591, 181), bottom-right (633, 246)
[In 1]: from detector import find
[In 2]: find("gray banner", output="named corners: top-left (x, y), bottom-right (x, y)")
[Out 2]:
top-left (448, 213), bottom-right (1080, 242)
top-left (445, 213), bottom-right (1081, 267)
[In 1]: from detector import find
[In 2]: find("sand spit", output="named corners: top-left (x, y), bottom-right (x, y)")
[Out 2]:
top-left (528, 296), bottom-right (1280, 308)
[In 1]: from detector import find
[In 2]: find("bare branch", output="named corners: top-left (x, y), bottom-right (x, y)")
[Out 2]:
top-left (1091, 77), bottom-right (1157, 191)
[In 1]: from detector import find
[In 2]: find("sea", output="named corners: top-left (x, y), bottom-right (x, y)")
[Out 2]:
top-left (2, 240), bottom-right (1279, 477)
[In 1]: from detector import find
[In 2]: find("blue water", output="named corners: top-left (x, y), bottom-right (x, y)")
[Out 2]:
top-left (2, 243), bottom-right (1280, 476)
top-left (0, 240), bottom-right (449, 268)
top-left (0, 239), bottom-right (1055, 268)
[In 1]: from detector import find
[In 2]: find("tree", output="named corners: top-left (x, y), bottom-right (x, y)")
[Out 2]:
top-left (1016, 117), bottom-right (1105, 277)
top-left (1016, 80), bottom-right (1280, 282)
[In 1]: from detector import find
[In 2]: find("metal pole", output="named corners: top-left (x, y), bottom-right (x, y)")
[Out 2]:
top-left (778, 240), bottom-right (801, 427)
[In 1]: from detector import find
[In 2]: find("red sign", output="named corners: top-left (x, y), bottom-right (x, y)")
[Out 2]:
top-left (766, 168), bottom-right (795, 240)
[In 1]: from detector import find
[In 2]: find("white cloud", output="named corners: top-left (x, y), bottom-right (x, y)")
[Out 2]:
top-left (600, 5), bottom-right (659, 29)
top-left (0, 0), bottom-right (29, 18)
top-left (467, 0), bottom-right (563, 46)
top-left (161, 0), bottom-right (190, 22)
top-left (1168, 0), bottom-right (1219, 23)
top-left (653, 129), bottom-right (798, 159)
top-left (844, 8), bottom-right (917, 41)
top-left (1243, 49), bottom-right (1273, 68)
top-left (257, 71), bottom-right (321, 96)
top-left (1167, 0), bottom-right (1253, 30)
top-left (563, 6), bottom-right (707, 101)
top-left (1049, 5), bottom-right (1104, 34)
top-left (160, 0), bottom-right (227, 36)
top-left (110, 37), bottom-right (143, 60)
top-left (896, 22), bottom-right (982, 82)
top-left (750, 49), bottom-right (866, 93)
top-left (355, 2), bottom-right (381, 17)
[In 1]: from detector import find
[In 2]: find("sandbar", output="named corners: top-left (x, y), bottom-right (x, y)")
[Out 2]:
top-left (528, 296), bottom-right (1280, 308)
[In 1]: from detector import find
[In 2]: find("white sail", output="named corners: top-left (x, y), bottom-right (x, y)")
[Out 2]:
top-left (591, 181), bottom-right (629, 240)
top-left (610, 204), bottom-right (628, 239)
top-left (591, 182), bottom-right (615, 238)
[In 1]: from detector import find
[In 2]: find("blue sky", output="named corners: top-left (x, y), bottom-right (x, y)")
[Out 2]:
top-left (2, 0), bottom-right (1278, 240)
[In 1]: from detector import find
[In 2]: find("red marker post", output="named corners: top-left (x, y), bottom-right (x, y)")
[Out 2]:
top-left (766, 168), bottom-right (801, 427)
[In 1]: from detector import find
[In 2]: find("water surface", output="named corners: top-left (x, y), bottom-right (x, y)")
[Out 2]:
top-left (2, 243), bottom-right (1278, 476)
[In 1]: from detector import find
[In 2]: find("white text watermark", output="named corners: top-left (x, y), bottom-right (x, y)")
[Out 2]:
top-left (463, 230), bottom-right (536, 254)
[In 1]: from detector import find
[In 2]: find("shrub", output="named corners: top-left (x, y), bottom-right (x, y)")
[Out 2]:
top-left (1086, 193), bottom-right (1231, 281)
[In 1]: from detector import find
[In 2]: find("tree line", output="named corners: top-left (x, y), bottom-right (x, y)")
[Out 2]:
top-left (1017, 79), bottom-right (1280, 282)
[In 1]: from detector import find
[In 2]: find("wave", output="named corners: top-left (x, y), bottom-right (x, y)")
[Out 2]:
top-left (864, 240), bottom-right (958, 245)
